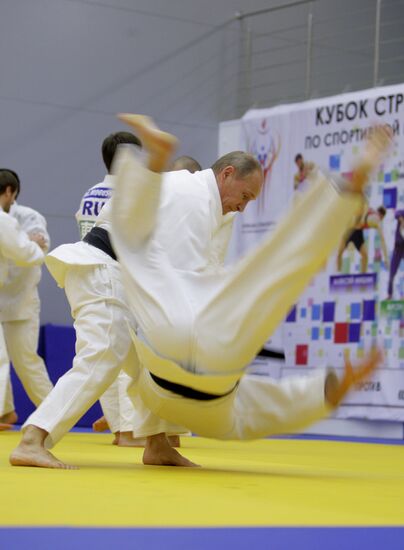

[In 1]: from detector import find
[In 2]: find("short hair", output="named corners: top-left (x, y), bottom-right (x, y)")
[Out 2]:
top-left (295, 154), bottom-right (303, 163)
top-left (377, 206), bottom-right (387, 218)
top-left (211, 151), bottom-right (262, 178)
top-left (0, 169), bottom-right (20, 196)
top-left (171, 156), bottom-right (202, 173)
top-left (102, 131), bottom-right (142, 172)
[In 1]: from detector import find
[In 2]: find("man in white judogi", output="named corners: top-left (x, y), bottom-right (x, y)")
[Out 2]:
top-left (0, 170), bottom-right (47, 428)
top-left (75, 130), bottom-right (148, 446)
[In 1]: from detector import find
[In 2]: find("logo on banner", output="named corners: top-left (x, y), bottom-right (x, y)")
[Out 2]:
top-left (245, 118), bottom-right (281, 213)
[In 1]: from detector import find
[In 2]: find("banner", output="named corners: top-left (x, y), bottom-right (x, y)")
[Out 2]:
top-left (227, 83), bottom-right (404, 421)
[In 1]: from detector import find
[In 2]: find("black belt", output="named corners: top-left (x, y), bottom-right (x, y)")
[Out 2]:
top-left (83, 226), bottom-right (117, 261)
top-left (150, 372), bottom-right (237, 401)
top-left (257, 347), bottom-right (285, 360)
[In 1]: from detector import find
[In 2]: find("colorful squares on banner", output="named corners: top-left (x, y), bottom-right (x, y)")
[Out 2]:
top-left (371, 323), bottom-right (378, 337)
top-left (311, 327), bottom-right (320, 341)
top-left (384, 172), bottom-right (392, 183)
top-left (296, 344), bottom-right (308, 365)
top-left (311, 304), bottom-right (321, 321)
top-left (286, 306), bottom-right (297, 323)
top-left (392, 168), bottom-right (400, 181)
top-left (349, 323), bottom-right (361, 343)
top-left (323, 302), bottom-right (335, 322)
top-left (399, 347), bottom-right (404, 360)
top-left (350, 303), bottom-right (361, 320)
top-left (377, 171), bottom-right (384, 183)
top-left (334, 323), bottom-right (349, 343)
top-left (324, 326), bottom-right (333, 340)
top-left (329, 155), bottom-right (340, 171)
top-left (363, 300), bottom-right (376, 321)
top-left (300, 307), bottom-right (307, 319)
top-left (384, 339), bottom-right (393, 350)
top-left (383, 187), bottom-right (397, 209)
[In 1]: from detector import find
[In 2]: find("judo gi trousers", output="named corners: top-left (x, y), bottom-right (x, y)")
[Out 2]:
top-left (0, 312), bottom-right (53, 415)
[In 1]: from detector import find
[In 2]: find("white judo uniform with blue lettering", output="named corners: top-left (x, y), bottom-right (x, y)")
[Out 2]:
top-left (76, 173), bottom-right (150, 435)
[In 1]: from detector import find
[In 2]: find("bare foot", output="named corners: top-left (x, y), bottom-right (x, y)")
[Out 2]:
top-left (143, 433), bottom-right (198, 467)
top-left (116, 432), bottom-right (146, 447)
top-left (168, 435), bottom-right (180, 448)
top-left (92, 415), bottom-right (109, 432)
top-left (325, 348), bottom-right (382, 407)
top-left (0, 411), bottom-right (18, 425)
top-left (351, 125), bottom-right (393, 193)
top-left (118, 114), bottom-right (178, 172)
top-left (9, 425), bottom-right (78, 470)
top-left (0, 423), bottom-right (13, 431)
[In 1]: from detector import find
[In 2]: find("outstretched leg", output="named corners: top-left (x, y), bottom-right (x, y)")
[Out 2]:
top-left (223, 349), bottom-right (382, 440)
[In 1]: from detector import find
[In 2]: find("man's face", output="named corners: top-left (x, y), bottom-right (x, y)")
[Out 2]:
top-left (1, 187), bottom-right (17, 213)
top-left (219, 166), bottom-right (263, 215)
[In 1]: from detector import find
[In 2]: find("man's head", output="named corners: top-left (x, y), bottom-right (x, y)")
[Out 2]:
top-left (171, 156), bottom-right (202, 173)
top-left (295, 154), bottom-right (304, 170)
top-left (0, 170), bottom-right (20, 212)
top-left (212, 151), bottom-right (263, 215)
top-left (377, 206), bottom-right (387, 219)
top-left (102, 131), bottom-right (142, 173)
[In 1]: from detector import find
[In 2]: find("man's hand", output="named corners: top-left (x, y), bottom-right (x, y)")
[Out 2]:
top-left (325, 348), bottom-right (383, 408)
top-left (29, 232), bottom-right (47, 251)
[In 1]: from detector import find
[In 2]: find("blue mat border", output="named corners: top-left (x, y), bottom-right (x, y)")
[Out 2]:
top-left (1, 527), bottom-right (403, 550)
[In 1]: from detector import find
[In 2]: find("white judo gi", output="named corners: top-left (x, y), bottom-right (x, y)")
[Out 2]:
top-left (0, 205), bottom-right (47, 416)
top-left (75, 174), bottom-right (138, 434)
top-left (108, 149), bottom-right (363, 440)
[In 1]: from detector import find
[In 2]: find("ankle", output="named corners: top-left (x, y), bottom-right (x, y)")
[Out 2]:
top-left (22, 425), bottom-right (48, 446)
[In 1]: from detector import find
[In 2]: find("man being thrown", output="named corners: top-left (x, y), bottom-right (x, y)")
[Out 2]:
top-left (103, 116), bottom-right (387, 447)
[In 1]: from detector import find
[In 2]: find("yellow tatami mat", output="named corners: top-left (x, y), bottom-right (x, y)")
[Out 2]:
top-left (1, 432), bottom-right (403, 527)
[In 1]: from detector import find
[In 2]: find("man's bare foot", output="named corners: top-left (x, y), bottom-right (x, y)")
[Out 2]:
top-left (0, 411), bottom-right (18, 425)
top-left (92, 415), bottom-right (109, 432)
top-left (115, 432), bottom-right (146, 447)
top-left (0, 423), bottom-right (13, 431)
top-left (325, 348), bottom-right (382, 407)
top-left (143, 433), bottom-right (198, 467)
top-left (118, 114), bottom-right (178, 172)
top-left (9, 425), bottom-right (77, 470)
top-left (168, 435), bottom-right (180, 448)
top-left (113, 432), bottom-right (180, 447)
top-left (351, 126), bottom-right (393, 193)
